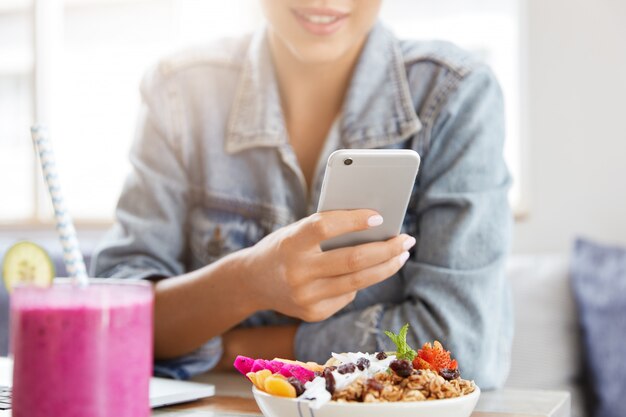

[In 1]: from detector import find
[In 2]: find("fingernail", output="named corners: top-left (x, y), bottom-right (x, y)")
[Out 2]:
top-left (403, 236), bottom-right (416, 251)
top-left (399, 251), bottom-right (410, 264)
top-left (367, 215), bottom-right (384, 227)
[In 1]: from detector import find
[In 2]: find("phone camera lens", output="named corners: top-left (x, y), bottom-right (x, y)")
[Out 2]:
top-left (344, 158), bottom-right (353, 166)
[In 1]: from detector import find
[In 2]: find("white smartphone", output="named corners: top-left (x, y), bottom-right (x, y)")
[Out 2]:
top-left (317, 149), bottom-right (420, 251)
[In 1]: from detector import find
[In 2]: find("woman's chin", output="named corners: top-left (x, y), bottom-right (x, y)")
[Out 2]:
top-left (286, 41), bottom-right (358, 66)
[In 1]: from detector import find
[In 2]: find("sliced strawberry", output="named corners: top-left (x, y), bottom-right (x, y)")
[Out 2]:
top-left (412, 341), bottom-right (459, 374)
top-left (413, 357), bottom-right (435, 371)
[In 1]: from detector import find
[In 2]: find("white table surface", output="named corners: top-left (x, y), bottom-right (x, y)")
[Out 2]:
top-left (154, 371), bottom-right (571, 417)
top-left (0, 357), bottom-right (570, 417)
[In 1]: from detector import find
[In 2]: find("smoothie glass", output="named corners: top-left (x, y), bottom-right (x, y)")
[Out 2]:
top-left (10, 278), bottom-right (153, 417)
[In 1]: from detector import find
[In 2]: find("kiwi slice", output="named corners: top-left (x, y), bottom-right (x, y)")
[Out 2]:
top-left (2, 241), bottom-right (55, 292)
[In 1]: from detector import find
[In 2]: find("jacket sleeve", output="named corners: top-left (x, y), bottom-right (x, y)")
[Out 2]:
top-left (91, 67), bottom-right (189, 281)
top-left (294, 65), bottom-right (513, 389)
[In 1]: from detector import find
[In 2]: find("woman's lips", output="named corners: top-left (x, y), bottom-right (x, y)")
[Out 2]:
top-left (291, 7), bottom-right (349, 36)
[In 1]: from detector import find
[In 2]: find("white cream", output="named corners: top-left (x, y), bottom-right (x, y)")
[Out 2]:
top-left (301, 377), bottom-right (331, 410)
top-left (330, 351), bottom-right (397, 377)
top-left (299, 352), bottom-right (397, 409)
top-left (332, 370), bottom-right (364, 391)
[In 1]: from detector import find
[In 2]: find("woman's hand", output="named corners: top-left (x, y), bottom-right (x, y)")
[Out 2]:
top-left (240, 209), bottom-right (415, 322)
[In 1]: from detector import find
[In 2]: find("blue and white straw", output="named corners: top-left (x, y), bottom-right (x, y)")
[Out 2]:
top-left (31, 125), bottom-right (89, 285)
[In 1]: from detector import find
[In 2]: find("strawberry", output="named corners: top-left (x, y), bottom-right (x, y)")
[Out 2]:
top-left (412, 341), bottom-right (459, 373)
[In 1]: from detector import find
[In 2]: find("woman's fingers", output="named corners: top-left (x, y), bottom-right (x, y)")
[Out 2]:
top-left (301, 292), bottom-right (358, 323)
top-left (297, 209), bottom-right (383, 248)
top-left (312, 234), bottom-right (415, 277)
top-left (311, 251), bottom-right (410, 300)
top-left (251, 209), bottom-right (414, 321)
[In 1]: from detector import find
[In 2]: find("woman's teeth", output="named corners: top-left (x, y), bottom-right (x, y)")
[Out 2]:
top-left (302, 14), bottom-right (339, 24)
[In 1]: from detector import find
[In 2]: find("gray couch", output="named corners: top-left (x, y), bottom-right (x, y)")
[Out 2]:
top-left (504, 254), bottom-right (586, 417)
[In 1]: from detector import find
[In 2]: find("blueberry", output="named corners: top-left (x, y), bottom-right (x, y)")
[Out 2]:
top-left (375, 351), bottom-right (387, 360)
top-left (287, 377), bottom-right (305, 396)
top-left (440, 368), bottom-right (461, 381)
top-left (356, 357), bottom-right (370, 371)
top-left (323, 368), bottom-right (335, 394)
top-left (389, 359), bottom-right (413, 378)
top-left (337, 363), bottom-right (356, 374)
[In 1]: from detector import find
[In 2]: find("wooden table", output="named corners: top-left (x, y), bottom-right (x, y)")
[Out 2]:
top-left (154, 373), bottom-right (571, 417)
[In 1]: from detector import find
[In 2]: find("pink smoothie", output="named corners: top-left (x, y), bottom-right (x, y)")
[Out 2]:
top-left (10, 280), bottom-right (153, 417)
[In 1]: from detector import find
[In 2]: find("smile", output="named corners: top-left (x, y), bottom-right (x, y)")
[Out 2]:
top-left (291, 7), bottom-right (349, 36)
top-left (299, 13), bottom-right (340, 24)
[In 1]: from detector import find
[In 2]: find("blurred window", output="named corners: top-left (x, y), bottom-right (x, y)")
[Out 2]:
top-left (0, 0), bottom-right (523, 224)
top-left (0, 0), bottom-right (34, 222)
top-left (381, 0), bottom-right (525, 212)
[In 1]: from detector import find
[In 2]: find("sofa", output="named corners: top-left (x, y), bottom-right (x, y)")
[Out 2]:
top-left (505, 254), bottom-right (586, 417)
top-left (0, 237), bottom-right (586, 416)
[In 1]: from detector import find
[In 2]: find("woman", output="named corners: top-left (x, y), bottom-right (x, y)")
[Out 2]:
top-left (93, 0), bottom-right (512, 388)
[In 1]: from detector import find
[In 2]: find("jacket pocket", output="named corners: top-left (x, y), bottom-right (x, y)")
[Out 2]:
top-left (188, 192), bottom-right (291, 268)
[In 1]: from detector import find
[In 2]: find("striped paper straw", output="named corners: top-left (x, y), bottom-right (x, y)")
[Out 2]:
top-left (30, 125), bottom-right (89, 285)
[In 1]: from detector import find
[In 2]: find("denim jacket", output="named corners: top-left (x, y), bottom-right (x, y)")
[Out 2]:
top-left (92, 23), bottom-right (513, 388)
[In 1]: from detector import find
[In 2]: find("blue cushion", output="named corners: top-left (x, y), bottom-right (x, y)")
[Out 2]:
top-left (571, 238), bottom-right (626, 417)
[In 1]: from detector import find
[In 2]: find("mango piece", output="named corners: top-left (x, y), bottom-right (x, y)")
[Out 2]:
top-left (254, 369), bottom-right (273, 391)
top-left (246, 372), bottom-right (258, 387)
top-left (264, 375), bottom-right (297, 398)
top-left (273, 358), bottom-right (324, 373)
top-left (273, 358), bottom-right (300, 366)
top-left (305, 361), bottom-right (325, 373)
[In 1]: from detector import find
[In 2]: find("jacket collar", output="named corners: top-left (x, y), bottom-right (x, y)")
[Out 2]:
top-left (225, 23), bottom-right (421, 154)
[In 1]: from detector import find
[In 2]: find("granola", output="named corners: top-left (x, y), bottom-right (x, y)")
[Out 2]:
top-left (333, 369), bottom-right (475, 403)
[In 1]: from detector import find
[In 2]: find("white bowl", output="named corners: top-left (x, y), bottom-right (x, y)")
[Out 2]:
top-left (252, 385), bottom-right (480, 417)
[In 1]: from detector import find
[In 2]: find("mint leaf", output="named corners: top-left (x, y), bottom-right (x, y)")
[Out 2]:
top-left (384, 330), bottom-right (398, 345)
top-left (384, 324), bottom-right (416, 361)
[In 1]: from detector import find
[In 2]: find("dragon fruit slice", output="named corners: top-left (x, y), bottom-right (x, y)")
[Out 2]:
top-left (282, 363), bottom-right (315, 383)
top-left (266, 360), bottom-right (294, 378)
top-left (251, 359), bottom-right (273, 373)
top-left (264, 360), bottom-right (284, 374)
top-left (234, 357), bottom-right (315, 383)
top-left (233, 356), bottom-right (255, 375)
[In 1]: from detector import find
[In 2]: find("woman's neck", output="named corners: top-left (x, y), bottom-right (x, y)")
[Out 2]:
top-left (269, 34), bottom-right (364, 122)
top-left (268, 31), bottom-right (366, 189)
